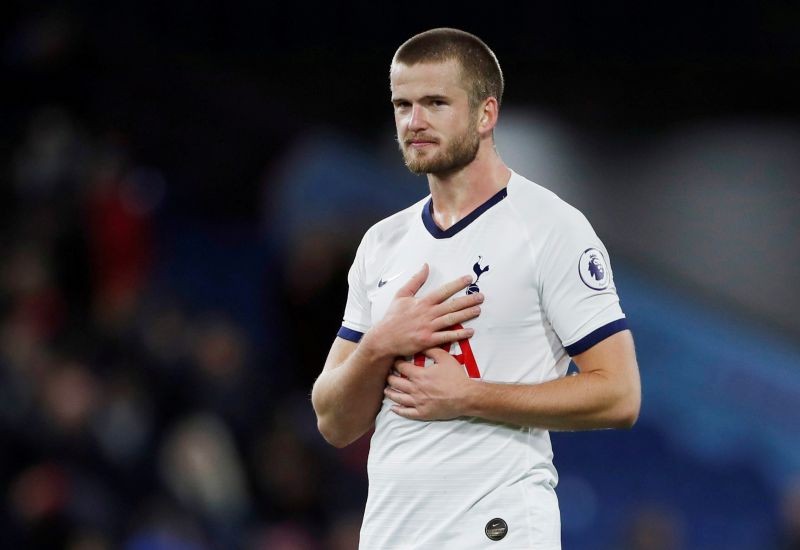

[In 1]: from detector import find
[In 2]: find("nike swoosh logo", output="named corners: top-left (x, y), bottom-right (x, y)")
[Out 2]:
top-left (378, 272), bottom-right (403, 288)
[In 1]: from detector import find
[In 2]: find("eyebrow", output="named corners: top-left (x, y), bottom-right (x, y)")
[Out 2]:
top-left (391, 94), bottom-right (449, 104)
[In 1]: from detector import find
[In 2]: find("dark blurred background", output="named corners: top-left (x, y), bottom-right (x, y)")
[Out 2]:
top-left (1, 2), bottom-right (799, 549)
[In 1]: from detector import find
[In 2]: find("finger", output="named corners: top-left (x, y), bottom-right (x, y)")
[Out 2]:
top-left (431, 305), bottom-right (481, 331)
top-left (432, 293), bottom-right (484, 318)
top-left (434, 326), bottom-right (474, 345)
top-left (391, 405), bottom-right (420, 420)
top-left (394, 361), bottom-right (416, 378)
top-left (424, 274), bottom-right (472, 305)
top-left (394, 264), bottom-right (429, 298)
top-left (384, 386), bottom-right (415, 407)
top-left (393, 357), bottom-right (415, 368)
top-left (386, 374), bottom-right (414, 393)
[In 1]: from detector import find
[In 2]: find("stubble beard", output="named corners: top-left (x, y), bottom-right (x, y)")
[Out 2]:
top-left (399, 124), bottom-right (481, 176)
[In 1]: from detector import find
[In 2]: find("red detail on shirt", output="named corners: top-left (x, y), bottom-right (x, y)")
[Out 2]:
top-left (412, 323), bottom-right (481, 378)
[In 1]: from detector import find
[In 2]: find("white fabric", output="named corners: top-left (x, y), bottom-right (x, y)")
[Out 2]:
top-left (341, 171), bottom-right (625, 549)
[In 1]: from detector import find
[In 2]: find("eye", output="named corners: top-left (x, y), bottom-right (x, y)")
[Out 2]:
top-left (393, 101), bottom-right (411, 111)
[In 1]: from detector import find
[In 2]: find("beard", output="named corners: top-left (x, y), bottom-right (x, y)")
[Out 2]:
top-left (399, 124), bottom-right (480, 175)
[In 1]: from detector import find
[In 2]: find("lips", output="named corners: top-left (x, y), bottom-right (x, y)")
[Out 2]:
top-left (405, 136), bottom-right (438, 148)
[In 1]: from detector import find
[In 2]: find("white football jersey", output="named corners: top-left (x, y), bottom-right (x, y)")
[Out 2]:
top-left (338, 171), bottom-right (627, 549)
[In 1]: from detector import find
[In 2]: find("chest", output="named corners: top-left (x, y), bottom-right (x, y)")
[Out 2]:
top-left (366, 219), bottom-right (542, 329)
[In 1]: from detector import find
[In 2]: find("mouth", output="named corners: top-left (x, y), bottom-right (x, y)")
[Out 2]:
top-left (405, 138), bottom-right (438, 149)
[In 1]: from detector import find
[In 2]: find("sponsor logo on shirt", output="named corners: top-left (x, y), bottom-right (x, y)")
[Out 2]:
top-left (467, 256), bottom-right (489, 295)
top-left (377, 272), bottom-right (403, 288)
top-left (485, 517), bottom-right (508, 541)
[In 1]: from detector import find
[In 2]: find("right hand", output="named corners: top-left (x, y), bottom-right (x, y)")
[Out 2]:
top-left (363, 264), bottom-right (483, 358)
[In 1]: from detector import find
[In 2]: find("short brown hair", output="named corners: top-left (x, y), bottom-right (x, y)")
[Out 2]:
top-left (393, 28), bottom-right (504, 110)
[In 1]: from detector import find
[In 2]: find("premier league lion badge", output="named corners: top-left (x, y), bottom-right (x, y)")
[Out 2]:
top-left (578, 248), bottom-right (610, 290)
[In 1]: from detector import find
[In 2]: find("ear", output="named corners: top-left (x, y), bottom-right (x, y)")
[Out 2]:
top-left (477, 97), bottom-right (499, 135)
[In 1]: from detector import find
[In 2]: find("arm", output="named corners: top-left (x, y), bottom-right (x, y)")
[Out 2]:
top-left (311, 336), bottom-right (392, 448)
top-left (312, 264), bottom-right (483, 447)
top-left (384, 329), bottom-right (640, 430)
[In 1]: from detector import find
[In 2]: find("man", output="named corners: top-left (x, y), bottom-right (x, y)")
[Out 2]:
top-left (311, 28), bottom-right (640, 549)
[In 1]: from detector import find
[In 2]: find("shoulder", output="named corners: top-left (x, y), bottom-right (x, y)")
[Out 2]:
top-left (505, 171), bottom-right (591, 233)
top-left (360, 195), bottom-right (429, 251)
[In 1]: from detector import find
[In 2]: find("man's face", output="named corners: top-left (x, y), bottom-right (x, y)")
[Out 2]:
top-left (390, 60), bottom-right (480, 175)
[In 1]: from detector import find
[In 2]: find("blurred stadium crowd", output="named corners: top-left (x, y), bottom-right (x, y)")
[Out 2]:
top-left (0, 103), bottom-right (374, 548)
top-left (3, 2), bottom-right (800, 549)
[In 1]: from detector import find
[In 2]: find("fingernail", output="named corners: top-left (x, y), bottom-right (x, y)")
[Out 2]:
top-left (463, 275), bottom-right (472, 284)
top-left (476, 293), bottom-right (484, 303)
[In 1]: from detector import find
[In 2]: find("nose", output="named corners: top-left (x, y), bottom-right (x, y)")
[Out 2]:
top-left (408, 104), bottom-right (428, 131)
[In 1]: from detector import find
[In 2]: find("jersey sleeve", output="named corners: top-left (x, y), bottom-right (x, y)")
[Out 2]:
top-left (337, 234), bottom-right (372, 342)
top-left (539, 208), bottom-right (627, 356)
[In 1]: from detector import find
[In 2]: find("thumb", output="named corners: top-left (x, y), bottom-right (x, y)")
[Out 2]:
top-left (395, 263), bottom-right (429, 298)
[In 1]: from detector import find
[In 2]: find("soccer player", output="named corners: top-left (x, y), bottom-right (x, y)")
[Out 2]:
top-left (311, 28), bottom-right (641, 549)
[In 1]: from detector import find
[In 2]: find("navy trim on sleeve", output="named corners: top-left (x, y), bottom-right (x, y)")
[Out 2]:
top-left (337, 326), bottom-right (364, 343)
top-left (564, 318), bottom-right (629, 357)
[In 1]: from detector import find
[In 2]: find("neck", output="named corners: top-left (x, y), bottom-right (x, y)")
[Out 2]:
top-left (427, 142), bottom-right (511, 231)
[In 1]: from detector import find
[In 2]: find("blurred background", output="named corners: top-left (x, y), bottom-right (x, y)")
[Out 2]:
top-left (1, 1), bottom-right (799, 549)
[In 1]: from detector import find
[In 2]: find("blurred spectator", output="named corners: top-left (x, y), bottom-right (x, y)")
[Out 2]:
top-left (91, 368), bottom-right (154, 470)
top-left (39, 359), bottom-right (99, 436)
top-left (778, 476), bottom-right (800, 549)
top-left (324, 513), bottom-right (362, 550)
top-left (621, 503), bottom-right (685, 550)
top-left (66, 530), bottom-right (112, 550)
top-left (12, 106), bottom-right (88, 202)
top-left (85, 145), bottom-right (157, 334)
top-left (247, 521), bottom-right (319, 550)
top-left (158, 413), bottom-right (250, 545)
top-left (251, 423), bottom-right (321, 519)
top-left (123, 498), bottom-right (210, 550)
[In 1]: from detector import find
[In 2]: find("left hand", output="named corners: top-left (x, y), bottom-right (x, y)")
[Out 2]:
top-left (384, 347), bottom-right (474, 421)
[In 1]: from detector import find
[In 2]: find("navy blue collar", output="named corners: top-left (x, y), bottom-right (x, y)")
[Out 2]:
top-left (421, 187), bottom-right (508, 239)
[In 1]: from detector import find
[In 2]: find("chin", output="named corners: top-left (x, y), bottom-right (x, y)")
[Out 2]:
top-left (404, 154), bottom-right (440, 174)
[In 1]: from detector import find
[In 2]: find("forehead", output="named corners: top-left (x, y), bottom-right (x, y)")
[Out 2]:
top-left (389, 59), bottom-right (468, 99)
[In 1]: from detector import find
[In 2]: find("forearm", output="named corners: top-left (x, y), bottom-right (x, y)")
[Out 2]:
top-left (312, 334), bottom-right (393, 447)
top-left (462, 370), bottom-right (640, 430)
top-left (314, 268), bottom-right (483, 446)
